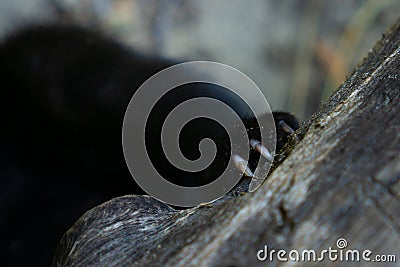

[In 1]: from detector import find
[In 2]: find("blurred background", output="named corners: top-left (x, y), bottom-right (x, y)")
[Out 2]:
top-left (0, 0), bottom-right (399, 121)
top-left (1, 0), bottom-right (399, 266)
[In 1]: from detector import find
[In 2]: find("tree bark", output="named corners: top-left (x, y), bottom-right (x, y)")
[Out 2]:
top-left (53, 18), bottom-right (400, 267)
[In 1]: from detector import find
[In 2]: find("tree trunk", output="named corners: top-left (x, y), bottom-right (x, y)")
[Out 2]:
top-left (53, 18), bottom-right (400, 267)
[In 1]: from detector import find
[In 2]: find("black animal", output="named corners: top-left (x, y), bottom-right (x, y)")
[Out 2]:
top-left (0, 25), bottom-right (299, 266)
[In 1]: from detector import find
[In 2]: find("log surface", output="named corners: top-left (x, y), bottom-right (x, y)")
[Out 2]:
top-left (53, 18), bottom-right (400, 267)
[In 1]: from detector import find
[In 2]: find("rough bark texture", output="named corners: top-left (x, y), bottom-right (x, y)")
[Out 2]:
top-left (53, 18), bottom-right (400, 267)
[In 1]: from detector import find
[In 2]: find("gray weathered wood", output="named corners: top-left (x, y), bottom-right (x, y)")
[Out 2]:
top-left (53, 18), bottom-right (400, 267)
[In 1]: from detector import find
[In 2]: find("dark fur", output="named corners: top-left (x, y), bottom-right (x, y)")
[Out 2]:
top-left (0, 25), bottom-right (298, 265)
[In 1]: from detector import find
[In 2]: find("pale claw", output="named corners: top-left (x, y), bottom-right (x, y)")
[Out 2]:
top-left (250, 139), bottom-right (273, 162)
top-left (233, 139), bottom-right (276, 192)
top-left (232, 153), bottom-right (268, 193)
top-left (232, 154), bottom-right (253, 177)
top-left (248, 174), bottom-right (265, 192)
top-left (248, 139), bottom-right (274, 192)
top-left (278, 120), bottom-right (295, 134)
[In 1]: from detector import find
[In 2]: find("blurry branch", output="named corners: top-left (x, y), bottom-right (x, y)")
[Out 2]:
top-left (321, 0), bottom-right (397, 99)
top-left (315, 39), bottom-right (347, 87)
top-left (289, 0), bottom-right (397, 119)
top-left (288, 0), bottom-right (322, 120)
